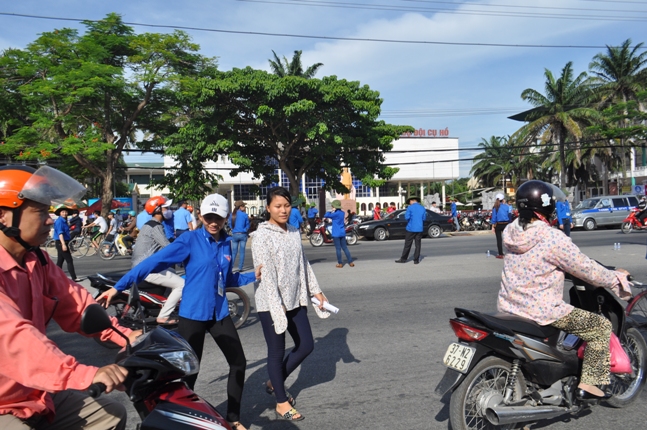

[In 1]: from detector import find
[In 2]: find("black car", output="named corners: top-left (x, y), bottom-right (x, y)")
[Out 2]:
top-left (356, 209), bottom-right (452, 240)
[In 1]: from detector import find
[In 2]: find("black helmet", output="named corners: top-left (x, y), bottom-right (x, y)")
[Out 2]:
top-left (515, 180), bottom-right (564, 217)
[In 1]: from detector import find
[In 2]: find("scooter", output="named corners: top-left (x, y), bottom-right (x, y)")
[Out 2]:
top-left (89, 273), bottom-right (250, 333)
top-left (309, 219), bottom-right (358, 247)
top-left (435, 265), bottom-right (647, 430)
top-left (98, 232), bottom-right (131, 260)
top-left (621, 208), bottom-right (647, 234)
top-left (81, 289), bottom-right (233, 430)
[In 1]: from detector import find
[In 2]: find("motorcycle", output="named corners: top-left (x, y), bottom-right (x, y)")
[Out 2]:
top-left (309, 219), bottom-right (358, 247)
top-left (81, 292), bottom-right (233, 430)
top-left (621, 208), bottom-right (647, 234)
top-left (435, 266), bottom-right (647, 430)
top-left (98, 232), bottom-right (131, 260)
top-left (90, 273), bottom-right (250, 336)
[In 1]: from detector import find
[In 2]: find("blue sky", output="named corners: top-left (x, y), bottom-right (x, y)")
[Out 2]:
top-left (1, 1), bottom-right (645, 176)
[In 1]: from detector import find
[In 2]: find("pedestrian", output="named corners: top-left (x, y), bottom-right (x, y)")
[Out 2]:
top-left (67, 209), bottom-right (83, 241)
top-left (451, 198), bottom-right (460, 231)
top-left (556, 194), bottom-right (574, 237)
top-left (430, 201), bottom-right (441, 214)
top-left (174, 200), bottom-right (194, 237)
top-left (230, 200), bottom-right (250, 272)
top-left (288, 197), bottom-right (304, 230)
top-left (100, 193), bottom-right (259, 430)
top-left (306, 203), bottom-right (318, 235)
top-left (386, 202), bottom-right (396, 213)
top-left (136, 206), bottom-right (152, 229)
top-left (187, 204), bottom-right (197, 227)
top-left (251, 186), bottom-right (330, 422)
top-left (53, 207), bottom-right (79, 281)
top-left (373, 203), bottom-right (382, 220)
top-left (491, 193), bottom-right (511, 259)
top-left (395, 196), bottom-right (427, 264)
top-left (324, 200), bottom-right (355, 268)
top-left (161, 201), bottom-right (175, 242)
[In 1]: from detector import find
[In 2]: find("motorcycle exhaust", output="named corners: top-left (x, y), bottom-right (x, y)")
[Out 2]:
top-left (485, 405), bottom-right (568, 425)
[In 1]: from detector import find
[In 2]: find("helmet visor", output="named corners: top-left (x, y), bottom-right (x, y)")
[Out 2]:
top-left (20, 166), bottom-right (87, 207)
top-left (549, 184), bottom-right (567, 203)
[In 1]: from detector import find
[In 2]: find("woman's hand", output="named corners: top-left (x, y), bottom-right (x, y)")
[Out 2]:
top-left (255, 264), bottom-right (263, 280)
top-left (96, 288), bottom-right (119, 307)
top-left (127, 329), bottom-right (143, 343)
top-left (313, 292), bottom-right (327, 310)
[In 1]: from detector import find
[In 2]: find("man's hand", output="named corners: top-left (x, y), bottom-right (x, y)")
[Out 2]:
top-left (255, 264), bottom-right (263, 280)
top-left (127, 329), bottom-right (143, 344)
top-left (96, 288), bottom-right (119, 307)
top-left (92, 364), bottom-right (129, 393)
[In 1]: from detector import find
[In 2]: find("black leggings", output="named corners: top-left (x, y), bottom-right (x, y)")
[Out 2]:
top-left (55, 240), bottom-right (77, 279)
top-left (178, 316), bottom-right (246, 422)
top-left (258, 306), bottom-right (314, 404)
top-left (495, 222), bottom-right (508, 256)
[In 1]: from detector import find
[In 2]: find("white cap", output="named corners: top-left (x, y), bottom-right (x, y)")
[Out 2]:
top-left (495, 193), bottom-right (504, 201)
top-left (200, 194), bottom-right (229, 218)
top-left (162, 199), bottom-right (173, 207)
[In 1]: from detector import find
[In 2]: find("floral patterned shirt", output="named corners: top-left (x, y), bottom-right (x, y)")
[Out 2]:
top-left (251, 221), bottom-right (328, 334)
top-left (497, 218), bottom-right (619, 325)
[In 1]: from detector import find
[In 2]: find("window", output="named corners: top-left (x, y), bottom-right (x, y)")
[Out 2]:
top-left (234, 184), bottom-right (257, 200)
top-left (129, 174), bottom-right (164, 185)
top-left (304, 175), bottom-right (324, 200)
top-left (352, 175), bottom-right (372, 198)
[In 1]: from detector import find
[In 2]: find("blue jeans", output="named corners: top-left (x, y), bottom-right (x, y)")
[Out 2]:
top-left (231, 233), bottom-right (248, 270)
top-left (332, 236), bottom-right (353, 264)
top-left (453, 215), bottom-right (460, 231)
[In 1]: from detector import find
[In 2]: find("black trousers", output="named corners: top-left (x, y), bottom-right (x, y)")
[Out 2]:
top-left (495, 222), bottom-right (508, 256)
top-left (307, 217), bottom-right (316, 234)
top-left (55, 240), bottom-right (77, 279)
top-left (400, 231), bottom-right (422, 261)
top-left (178, 316), bottom-right (246, 423)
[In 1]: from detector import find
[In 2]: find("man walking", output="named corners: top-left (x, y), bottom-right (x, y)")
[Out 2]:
top-left (451, 198), bottom-right (460, 231)
top-left (174, 200), bottom-right (194, 238)
top-left (307, 203), bottom-right (318, 235)
top-left (395, 196), bottom-right (427, 265)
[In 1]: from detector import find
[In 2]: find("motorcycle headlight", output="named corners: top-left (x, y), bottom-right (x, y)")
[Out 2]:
top-left (160, 350), bottom-right (200, 376)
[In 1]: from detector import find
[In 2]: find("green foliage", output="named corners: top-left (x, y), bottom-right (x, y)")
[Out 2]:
top-left (268, 50), bottom-right (323, 78)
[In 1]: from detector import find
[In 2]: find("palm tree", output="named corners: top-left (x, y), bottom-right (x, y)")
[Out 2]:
top-left (470, 136), bottom-right (513, 187)
top-left (515, 62), bottom-right (599, 187)
top-left (268, 50), bottom-right (323, 78)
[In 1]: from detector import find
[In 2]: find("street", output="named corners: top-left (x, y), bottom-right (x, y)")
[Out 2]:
top-left (50, 228), bottom-right (647, 429)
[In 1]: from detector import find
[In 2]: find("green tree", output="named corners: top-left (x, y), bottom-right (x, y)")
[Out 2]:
top-left (179, 67), bottom-right (412, 196)
top-left (516, 62), bottom-right (599, 188)
top-left (0, 13), bottom-right (217, 215)
top-left (268, 50), bottom-right (323, 78)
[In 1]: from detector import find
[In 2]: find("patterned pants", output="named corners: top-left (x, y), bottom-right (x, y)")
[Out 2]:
top-left (551, 308), bottom-right (612, 386)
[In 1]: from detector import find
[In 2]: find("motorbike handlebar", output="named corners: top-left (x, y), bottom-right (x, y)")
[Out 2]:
top-left (88, 382), bottom-right (106, 398)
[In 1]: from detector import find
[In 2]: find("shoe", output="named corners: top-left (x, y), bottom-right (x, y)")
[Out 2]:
top-left (395, 259), bottom-right (407, 263)
top-left (495, 255), bottom-right (504, 259)
top-left (156, 317), bottom-right (179, 325)
top-left (349, 262), bottom-right (355, 267)
top-left (413, 260), bottom-right (419, 265)
top-left (266, 382), bottom-right (296, 407)
top-left (73, 278), bottom-right (82, 282)
top-left (274, 408), bottom-right (304, 421)
top-left (336, 264), bottom-right (343, 268)
top-left (575, 388), bottom-right (612, 401)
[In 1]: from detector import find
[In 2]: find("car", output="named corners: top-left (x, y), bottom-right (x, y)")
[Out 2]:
top-left (572, 195), bottom-right (640, 230)
top-left (356, 209), bottom-right (453, 240)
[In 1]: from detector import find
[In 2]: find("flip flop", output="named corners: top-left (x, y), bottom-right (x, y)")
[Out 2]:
top-left (156, 317), bottom-right (179, 325)
top-left (274, 408), bottom-right (304, 421)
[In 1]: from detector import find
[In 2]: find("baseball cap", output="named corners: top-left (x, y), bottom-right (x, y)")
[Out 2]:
top-left (200, 194), bottom-right (229, 218)
top-left (495, 193), bottom-right (504, 201)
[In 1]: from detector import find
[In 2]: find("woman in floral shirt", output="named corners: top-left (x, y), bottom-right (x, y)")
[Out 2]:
top-left (498, 181), bottom-right (631, 400)
top-left (251, 187), bottom-right (329, 421)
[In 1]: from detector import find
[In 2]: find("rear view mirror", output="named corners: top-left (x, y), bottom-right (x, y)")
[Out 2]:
top-left (81, 304), bottom-right (113, 334)
top-left (129, 282), bottom-right (140, 308)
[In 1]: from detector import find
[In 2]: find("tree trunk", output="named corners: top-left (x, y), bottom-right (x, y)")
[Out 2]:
top-left (101, 167), bottom-right (114, 219)
top-left (559, 128), bottom-right (567, 188)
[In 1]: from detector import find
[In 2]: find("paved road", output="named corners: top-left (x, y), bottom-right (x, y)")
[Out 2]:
top-left (49, 228), bottom-right (647, 429)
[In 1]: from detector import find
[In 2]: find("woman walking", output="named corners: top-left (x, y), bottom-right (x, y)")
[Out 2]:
top-left (230, 200), bottom-right (250, 272)
top-left (99, 193), bottom-right (258, 430)
top-left (325, 200), bottom-right (354, 268)
top-left (491, 193), bottom-right (511, 259)
top-left (251, 186), bottom-right (330, 421)
top-left (53, 207), bottom-right (79, 281)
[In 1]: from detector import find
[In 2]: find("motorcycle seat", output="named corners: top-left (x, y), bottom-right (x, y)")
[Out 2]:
top-left (455, 308), bottom-right (560, 339)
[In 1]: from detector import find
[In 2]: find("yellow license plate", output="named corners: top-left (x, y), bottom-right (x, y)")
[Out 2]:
top-left (443, 343), bottom-right (475, 373)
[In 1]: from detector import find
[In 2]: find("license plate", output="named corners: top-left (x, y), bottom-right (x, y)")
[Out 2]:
top-left (443, 343), bottom-right (475, 373)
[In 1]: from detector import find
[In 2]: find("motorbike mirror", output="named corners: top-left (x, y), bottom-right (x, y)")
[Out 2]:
top-left (81, 303), bottom-right (114, 334)
top-left (129, 282), bottom-right (140, 308)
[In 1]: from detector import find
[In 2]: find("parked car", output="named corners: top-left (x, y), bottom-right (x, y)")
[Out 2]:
top-left (572, 194), bottom-right (640, 230)
top-left (356, 209), bottom-right (452, 240)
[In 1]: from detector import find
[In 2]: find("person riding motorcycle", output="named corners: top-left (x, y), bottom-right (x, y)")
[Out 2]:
top-left (497, 180), bottom-right (632, 400)
top-left (635, 196), bottom-right (647, 227)
top-left (0, 165), bottom-right (140, 430)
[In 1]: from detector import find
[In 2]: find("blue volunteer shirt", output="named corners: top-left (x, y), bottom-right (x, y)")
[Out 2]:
top-left (323, 209), bottom-right (346, 237)
top-left (53, 216), bottom-right (71, 241)
top-left (174, 207), bottom-right (192, 230)
top-left (162, 211), bottom-right (174, 240)
top-left (307, 207), bottom-right (318, 219)
top-left (491, 203), bottom-right (511, 224)
top-left (556, 200), bottom-right (572, 226)
top-left (136, 210), bottom-right (152, 230)
top-left (229, 210), bottom-right (250, 234)
top-left (113, 227), bottom-right (255, 321)
top-left (405, 202), bottom-right (427, 232)
top-left (451, 202), bottom-right (458, 217)
top-left (288, 207), bottom-right (303, 229)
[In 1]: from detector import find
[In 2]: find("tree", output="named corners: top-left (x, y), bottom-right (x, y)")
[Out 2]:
top-left (183, 67), bottom-right (412, 196)
top-left (516, 62), bottom-right (600, 187)
top-left (0, 14), bottom-right (217, 215)
top-left (268, 50), bottom-right (323, 78)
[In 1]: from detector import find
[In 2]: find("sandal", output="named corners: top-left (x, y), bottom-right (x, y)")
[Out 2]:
top-left (275, 407), bottom-right (304, 421)
top-left (336, 264), bottom-right (343, 268)
top-left (349, 262), bottom-right (355, 267)
top-left (156, 317), bottom-right (179, 325)
top-left (265, 382), bottom-right (296, 407)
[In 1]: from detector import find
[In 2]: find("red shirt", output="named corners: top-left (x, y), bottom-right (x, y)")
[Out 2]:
top-left (0, 246), bottom-right (131, 420)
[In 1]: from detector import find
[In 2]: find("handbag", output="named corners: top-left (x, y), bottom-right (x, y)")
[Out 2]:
top-left (577, 332), bottom-right (632, 374)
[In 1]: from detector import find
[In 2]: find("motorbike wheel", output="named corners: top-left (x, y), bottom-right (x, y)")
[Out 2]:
top-left (621, 222), bottom-right (633, 234)
top-left (309, 233), bottom-right (324, 247)
top-left (606, 327), bottom-right (647, 407)
top-left (374, 227), bottom-right (388, 241)
top-left (98, 242), bottom-right (117, 260)
top-left (226, 288), bottom-right (251, 329)
top-left (449, 356), bottom-right (525, 430)
top-left (346, 232), bottom-right (358, 245)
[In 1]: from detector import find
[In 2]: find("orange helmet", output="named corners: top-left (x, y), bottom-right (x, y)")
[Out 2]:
top-left (145, 196), bottom-right (172, 215)
top-left (187, 205), bottom-right (193, 213)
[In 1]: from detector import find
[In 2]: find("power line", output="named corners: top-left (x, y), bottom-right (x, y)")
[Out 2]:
top-left (0, 12), bottom-right (645, 49)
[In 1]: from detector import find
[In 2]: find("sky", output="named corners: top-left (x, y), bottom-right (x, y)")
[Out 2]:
top-left (1, 0), bottom-right (646, 177)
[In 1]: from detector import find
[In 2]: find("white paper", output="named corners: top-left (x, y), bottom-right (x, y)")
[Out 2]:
top-left (311, 297), bottom-right (339, 314)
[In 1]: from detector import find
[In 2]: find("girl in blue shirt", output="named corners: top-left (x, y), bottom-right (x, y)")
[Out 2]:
top-left (229, 200), bottom-right (250, 272)
top-left (491, 194), bottom-right (511, 258)
top-left (100, 193), bottom-right (259, 430)
top-left (53, 207), bottom-right (78, 281)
